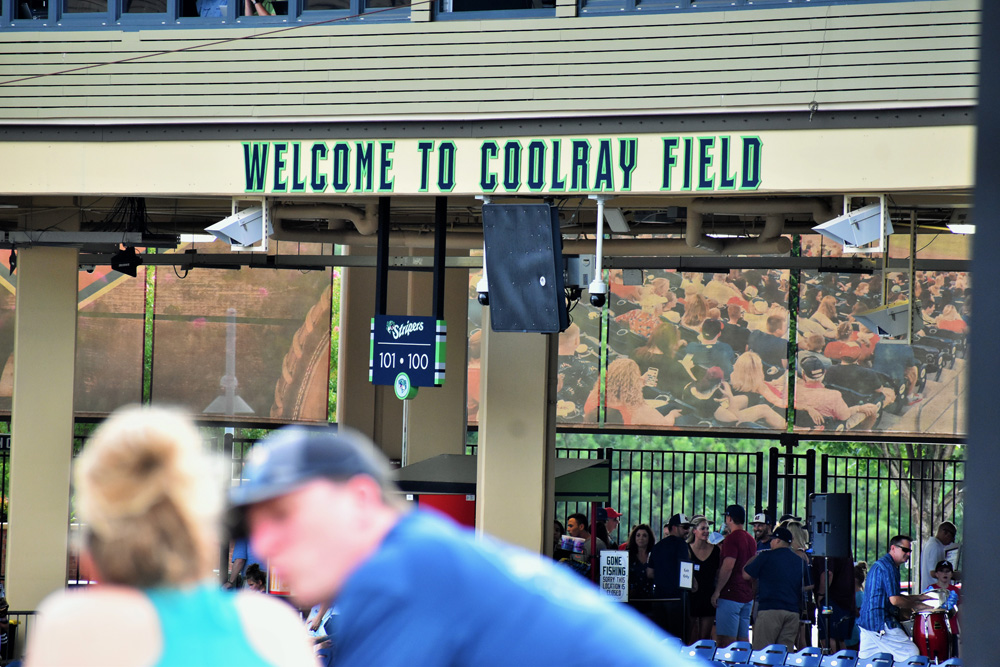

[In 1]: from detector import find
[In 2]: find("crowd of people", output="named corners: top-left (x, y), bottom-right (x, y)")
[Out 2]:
top-left (558, 269), bottom-right (794, 430)
top-left (20, 402), bottom-right (964, 665)
top-left (550, 266), bottom-right (970, 434)
top-left (555, 501), bottom-right (962, 661)
top-left (794, 269), bottom-right (969, 431)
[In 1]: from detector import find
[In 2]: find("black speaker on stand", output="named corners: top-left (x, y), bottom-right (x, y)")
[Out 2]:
top-left (808, 493), bottom-right (852, 558)
top-left (809, 492), bottom-right (853, 652)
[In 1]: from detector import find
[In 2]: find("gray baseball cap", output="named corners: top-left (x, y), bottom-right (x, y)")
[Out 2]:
top-left (229, 425), bottom-right (392, 511)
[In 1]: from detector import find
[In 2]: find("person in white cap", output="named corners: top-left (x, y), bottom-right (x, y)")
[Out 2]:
top-left (751, 511), bottom-right (774, 552)
top-left (230, 425), bottom-right (702, 667)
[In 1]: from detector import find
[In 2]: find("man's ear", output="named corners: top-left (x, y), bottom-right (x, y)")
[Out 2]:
top-left (344, 474), bottom-right (384, 507)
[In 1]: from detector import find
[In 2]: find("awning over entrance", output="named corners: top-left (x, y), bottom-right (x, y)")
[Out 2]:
top-left (394, 453), bottom-right (610, 503)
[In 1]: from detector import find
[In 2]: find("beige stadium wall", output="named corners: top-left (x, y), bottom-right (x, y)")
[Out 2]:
top-left (0, 0), bottom-right (979, 124)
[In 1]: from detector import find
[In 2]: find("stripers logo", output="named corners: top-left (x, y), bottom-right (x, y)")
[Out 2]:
top-left (386, 320), bottom-right (425, 340)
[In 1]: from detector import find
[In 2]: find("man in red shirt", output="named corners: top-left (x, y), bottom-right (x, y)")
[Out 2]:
top-left (711, 504), bottom-right (757, 646)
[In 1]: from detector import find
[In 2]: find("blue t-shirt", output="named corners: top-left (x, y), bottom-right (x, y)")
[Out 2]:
top-left (196, 0), bottom-right (226, 17)
top-left (232, 537), bottom-right (264, 577)
top-left (743, 546), bottom-right (807, 613)
top-left (684, 340), bottom-right (735, 379)
top-left (331, 511), bottom-right (701, 666)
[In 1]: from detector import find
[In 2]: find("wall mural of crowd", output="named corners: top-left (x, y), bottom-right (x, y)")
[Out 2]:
top-left (468, 257), bottom-right (969, 438)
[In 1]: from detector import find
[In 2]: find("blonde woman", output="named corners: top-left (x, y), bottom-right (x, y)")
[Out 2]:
top-left (730, 351), bottom-right (786, 409)
top-left (810, 296), bottom-right (840, 338)
top-left (603, 358), bottom-right (681, 426)
top-left (682, 366), bottom-right (786, 430)
top-left (28, 406), bottom-right (317, 667)
top-left (686, 515), bottom-right (720, 642)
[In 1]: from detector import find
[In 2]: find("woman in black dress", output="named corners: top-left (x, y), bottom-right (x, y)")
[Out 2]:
top-left (626, 524), bottom-right (656, 620)
top-left (687, 514), bottom-right (720, 643)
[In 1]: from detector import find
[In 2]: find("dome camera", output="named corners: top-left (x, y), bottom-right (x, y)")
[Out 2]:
top-left (476, 274), bottom-right (489, 307)
top-left (588, 278), bottom-right (607, 308)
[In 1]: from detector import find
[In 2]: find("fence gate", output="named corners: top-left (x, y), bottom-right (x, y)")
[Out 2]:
top-left (767, 445), bottom-right (816, 523)
top-left (604, 448), bottom-right (763, 544)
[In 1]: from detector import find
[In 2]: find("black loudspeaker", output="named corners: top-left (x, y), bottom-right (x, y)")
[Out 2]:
top-left (808, 493), bottom-right (852, 558)
top-left (481, 203), bottom-right (569, 333)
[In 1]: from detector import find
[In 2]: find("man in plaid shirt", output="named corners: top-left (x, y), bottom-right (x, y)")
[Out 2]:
top-left (858, 535), bottom-right (932, 660)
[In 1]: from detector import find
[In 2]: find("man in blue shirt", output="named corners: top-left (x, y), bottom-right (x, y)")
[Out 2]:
top-left (858, 535), bottom-right (932, 660)
top-left (684, 318), bottom-right (735, 379)
top-left (742, 527), bottom-right (808, 651)
top-left (225, 537), bottom-right (264, 589)
top-left (230, 426), bottom-right (702, 666)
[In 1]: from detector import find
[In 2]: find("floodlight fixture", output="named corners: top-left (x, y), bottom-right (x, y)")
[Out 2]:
top-left (812, 200), bottom-right (892, 251)
top-left (947, 208), bottom-right (974, 234)
top-left (947, 224), bottom-right (975, 234)
top-left (603, 207), bottom-right (631, 234)
top-left (205, 198), bottom-right (272, 251)
top-left (110, 246), bottom-right (142, 277)
top-left (854, 301), bottom-right (922, 338)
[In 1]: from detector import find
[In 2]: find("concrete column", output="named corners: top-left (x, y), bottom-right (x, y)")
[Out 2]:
top-left (7, 246), bottom-right (79, 609)
top-left (475, 309), bottom-right (556, 553)
top-left (403, 254), bottom-right (470, 465)
top-left (336, 247), bottom-right (406, 461)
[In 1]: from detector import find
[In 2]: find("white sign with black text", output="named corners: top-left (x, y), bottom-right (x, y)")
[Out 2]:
top-left (679, 561), bottom-right (694, 589)
top-left (600, 550), bottom-right (629, 602)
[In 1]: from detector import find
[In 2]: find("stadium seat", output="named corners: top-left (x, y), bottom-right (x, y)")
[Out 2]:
top-left (893, 657), bottom-right (929, 667)
top-left (681, 638), bottom-right (717, 662)
top-left (714, 640), bottom-right (753, 664)
top-left (939, 658), bottom-right (962, 666)
top-left (820, 649), bottom-right (858, 667)
top-left (751, 644), bottom-right (788, 665)
top-left (784, 646), bottom-right (823, 667)
top-left (859, 653), bottom-right (894, 667)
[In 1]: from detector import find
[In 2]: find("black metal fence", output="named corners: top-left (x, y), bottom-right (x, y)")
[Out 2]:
top-left (0, 433), bottom-right (964, 598)
top-left (608, 448), bottom-right (763, 542)
top-left (1, 611), bottom-right (35, 666)
top-left (819, 452), bottom-right (964, 582)
top-left (471, 441), bottom-right (962, 574)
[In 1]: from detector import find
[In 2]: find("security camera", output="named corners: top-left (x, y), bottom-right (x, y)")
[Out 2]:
top-left (476, 274), bottom-right (489, 307)
top-left (588, 278), bottom-right (607, 308)
top-left (80, 264), bottom-right (95, 273)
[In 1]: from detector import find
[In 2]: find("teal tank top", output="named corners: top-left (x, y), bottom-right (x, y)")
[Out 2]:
top-left (145, 584), bottom-right (274, 667)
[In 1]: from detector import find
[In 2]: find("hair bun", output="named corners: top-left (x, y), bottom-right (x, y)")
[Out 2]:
top-left (76, 406), bottom-right (204, 530)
